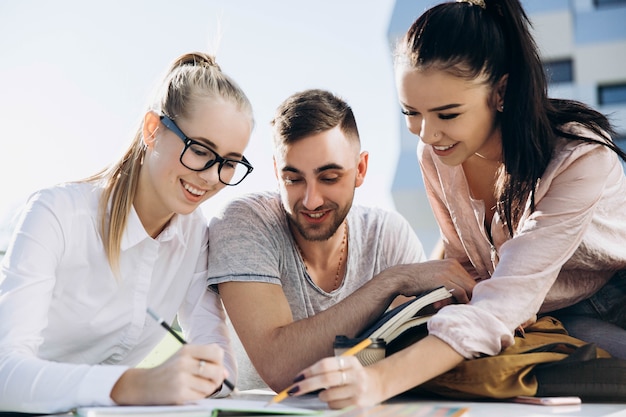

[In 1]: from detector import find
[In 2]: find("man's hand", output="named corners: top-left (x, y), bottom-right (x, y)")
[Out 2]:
top-left (377, 259), bottom-right (476, 304)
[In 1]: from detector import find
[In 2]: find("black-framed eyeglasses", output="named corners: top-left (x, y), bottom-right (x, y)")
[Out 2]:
top-left (160, 115), bottom-right (253, 186)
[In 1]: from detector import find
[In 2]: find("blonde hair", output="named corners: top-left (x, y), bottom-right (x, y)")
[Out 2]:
top-left (84, 52), bottom-right (253, 271)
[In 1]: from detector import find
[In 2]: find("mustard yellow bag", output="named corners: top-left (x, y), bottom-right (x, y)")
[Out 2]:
top-left (388, 316), bottom-right (619, 400)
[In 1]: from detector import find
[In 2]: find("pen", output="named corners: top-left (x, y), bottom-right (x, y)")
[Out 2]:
top-left (146, 307), bottom-right (236, 392)
top-left (266, 338), bottom-right (374, 406)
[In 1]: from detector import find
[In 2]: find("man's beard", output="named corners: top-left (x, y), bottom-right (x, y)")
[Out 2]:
top-left (287, 204), bottom-right (350, 241)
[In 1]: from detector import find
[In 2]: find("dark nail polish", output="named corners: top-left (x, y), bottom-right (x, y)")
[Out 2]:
top-left (293, 374), bottom-right (305, 383)
top-left (287, 385), bottom-right (300, 396)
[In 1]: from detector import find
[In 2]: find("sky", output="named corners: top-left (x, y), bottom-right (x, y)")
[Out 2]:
top-left (0, 0), bottom-right (407, 250)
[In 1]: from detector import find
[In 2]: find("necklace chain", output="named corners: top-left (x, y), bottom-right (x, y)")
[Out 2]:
top-left (296, 221), bottom-right (348, 291)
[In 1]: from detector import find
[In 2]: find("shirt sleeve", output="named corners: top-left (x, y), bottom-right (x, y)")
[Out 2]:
top-left (379, 209), bottom-right (427, 266)
top-left (179, 232), bottom-right (236, 396)
top-left (426, 141), bottom-right (621, 358)
top-left (206, 195), bottom-right (285, 287)
top-left (0, 189), bottom-right (125, 413)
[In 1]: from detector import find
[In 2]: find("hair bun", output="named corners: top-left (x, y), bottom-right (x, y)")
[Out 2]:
top-left (170, 52), bottom-right (221, 72)
top-left (456, 0), bottom-right (486, 9)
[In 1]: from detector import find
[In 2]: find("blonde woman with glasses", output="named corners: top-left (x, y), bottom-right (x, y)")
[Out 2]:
top-left (0, 52), bottom-right (254, 414)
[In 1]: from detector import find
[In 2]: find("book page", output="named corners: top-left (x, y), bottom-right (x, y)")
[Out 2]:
top-left (197, 398), bottom-right (322, 414)
top-left (358, 287), bottom-right (451, 341)
top-left (384, 315), bottom-right (432, 341)
top-left (76, 398), bottom-right (321, 416)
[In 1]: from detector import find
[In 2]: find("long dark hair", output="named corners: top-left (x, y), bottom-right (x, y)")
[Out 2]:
top-left (396, 0), bottom-right (626, 236)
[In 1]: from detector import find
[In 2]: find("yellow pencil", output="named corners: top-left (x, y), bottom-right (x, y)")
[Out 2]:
top-left (266, 338), bottom-right (373, 407)
top-left (340, 337), bottom-right (373, 357)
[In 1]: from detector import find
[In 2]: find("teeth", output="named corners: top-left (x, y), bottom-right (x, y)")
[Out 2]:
top-left (307, 213), bottom-right (324, 218)
top-left (184, 182), bottom-right (206, 196)
top-left (434, 144), bottom-right (454, 151)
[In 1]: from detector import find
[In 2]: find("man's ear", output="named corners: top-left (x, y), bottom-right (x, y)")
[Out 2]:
top-left (142, 111), bottom-right (160, 148)
top-left (355, 151), bottom-right (369, 188)
top-left (273, 156), bottom-right (279, 180)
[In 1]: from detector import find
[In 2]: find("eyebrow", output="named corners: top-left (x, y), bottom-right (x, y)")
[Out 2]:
top-left (191, 136), bottom-right (243, 159)
top-left (427, 103), bottom-right (462, 112)
top-left (400, 102), bottom-right (462, 113)
top-left (282, 163), bottom-right (345, 175)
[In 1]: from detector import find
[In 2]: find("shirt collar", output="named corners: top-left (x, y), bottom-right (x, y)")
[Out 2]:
top-left (120, 206), bottom-right (187, 250)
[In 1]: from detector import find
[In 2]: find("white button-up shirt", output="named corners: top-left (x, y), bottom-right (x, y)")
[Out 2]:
top-left (0, 181), bottom-right (233, 413)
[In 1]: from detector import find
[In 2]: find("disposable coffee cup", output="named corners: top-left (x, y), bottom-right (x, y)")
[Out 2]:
top-left (333, 336), bottom-right (386, 366)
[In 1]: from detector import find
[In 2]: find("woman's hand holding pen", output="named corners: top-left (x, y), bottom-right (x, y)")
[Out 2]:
top-left (285, 356), bottom-right (382, 409)
top-left (286, 336), bottom-right (465, 410)
top-left (110, 344), bottom-right (228, 405)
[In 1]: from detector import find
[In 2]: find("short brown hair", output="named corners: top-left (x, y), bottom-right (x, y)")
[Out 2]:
top-left (271, 89), bottom-right (360, 151)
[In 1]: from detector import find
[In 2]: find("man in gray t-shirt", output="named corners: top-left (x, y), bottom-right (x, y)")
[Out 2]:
top-left (207, 89), bottom-right (475, 392)
top-left (208, 191), bottom-right (425, 389)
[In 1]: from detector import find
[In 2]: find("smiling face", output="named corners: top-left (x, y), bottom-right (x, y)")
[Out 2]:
top-left (395, 65), bottom-right (505, 165)
top-left (137, 98), bottom-right (252, 233)
top-left (274, 126), bottom-right (367, 242)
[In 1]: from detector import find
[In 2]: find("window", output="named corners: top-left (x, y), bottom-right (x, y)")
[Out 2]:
top-left (594, 0), bottom-right (626, 8)
top-left (598, 83), bottom-right (626, 105)
top-left (543, 59), bottom-right (573, 84)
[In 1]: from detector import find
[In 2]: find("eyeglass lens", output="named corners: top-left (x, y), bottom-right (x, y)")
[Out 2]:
top-left (181, 142), bottom-right (249, 185)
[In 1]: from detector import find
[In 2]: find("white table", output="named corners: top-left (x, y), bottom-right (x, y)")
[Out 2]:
top-left (268, 390), bottom-right (626, 417)
top-left (19, 390), bottom-right (626, 416)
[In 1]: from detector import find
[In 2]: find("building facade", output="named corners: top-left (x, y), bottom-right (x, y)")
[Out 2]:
top-left (388, 0), bottom-right (626, 256)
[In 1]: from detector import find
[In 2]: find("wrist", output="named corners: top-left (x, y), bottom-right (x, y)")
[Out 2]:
top-left (369, 268), bottom-right (404, 302)
top-left (110, 368), bottom-right (142, 405)
top-left (365, 365), bottom-right (393, 405)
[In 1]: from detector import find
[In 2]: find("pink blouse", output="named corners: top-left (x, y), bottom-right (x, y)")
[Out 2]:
top-left (418, 125), bottom-right (626, 358)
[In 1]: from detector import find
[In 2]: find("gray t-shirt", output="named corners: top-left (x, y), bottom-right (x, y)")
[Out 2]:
top-left (207, 191), bottom-right (426, 389)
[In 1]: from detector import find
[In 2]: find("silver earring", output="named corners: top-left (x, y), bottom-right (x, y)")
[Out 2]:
top-left (499, 104), bottom-right (505, 112)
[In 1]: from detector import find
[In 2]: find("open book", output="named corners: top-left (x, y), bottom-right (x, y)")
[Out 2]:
top-left (76, 399), bottom-right (468, 417)
top-left (76, 397), bottom-right (321, 417)
top-left (357, 286), bottom-right (452, 345)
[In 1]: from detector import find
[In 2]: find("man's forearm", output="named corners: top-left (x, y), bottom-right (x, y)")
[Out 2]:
top-left (224, 261), bottom-right (468, 391)
top-left (242, 275), bottom-right (401, 391)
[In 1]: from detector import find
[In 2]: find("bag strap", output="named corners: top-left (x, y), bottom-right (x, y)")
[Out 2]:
top-left (534, 343), bottom-right (600, 367)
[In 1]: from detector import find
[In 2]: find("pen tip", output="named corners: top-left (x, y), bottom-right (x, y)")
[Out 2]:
top-left (146, 307), bottom-right (158, 319)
